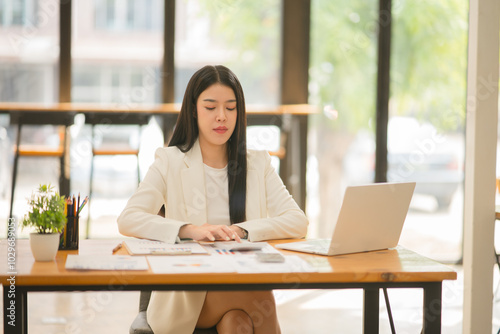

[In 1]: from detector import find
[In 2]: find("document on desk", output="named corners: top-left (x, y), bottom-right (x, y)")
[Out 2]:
top-left (147, 255), bottom-right (317, 274)
top-left (147, 255), bottom-right (236, 274)
top-left (203, 241), bottom-right (277, 255)
top-left (232, 255), bottom-right (317, 273)
top-left (65, 255), bottom-right (149, 271)
top-left (123, 239), bottom-right (209, 255)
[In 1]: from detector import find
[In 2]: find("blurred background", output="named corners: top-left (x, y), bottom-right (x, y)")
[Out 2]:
top-left (4, 1), bottom-right (500, 333)
top-left (0, 0), bottom-right (471, 266)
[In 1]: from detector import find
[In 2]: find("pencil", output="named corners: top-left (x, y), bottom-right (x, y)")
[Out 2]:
top-left (112, 243), bottom-right (123, 254)
top-left (63, 198), bottom-right (68, 248)
top-left (73, 195), bottom-right (76, 217)
top-left (67, 198), bottom-right (73, 247)
top-left (67, 198), bottom-right (73, 217)
top-left (72, 195), bottom-right (77, 246)
top-left (78, 196), bottom-right (88, 214)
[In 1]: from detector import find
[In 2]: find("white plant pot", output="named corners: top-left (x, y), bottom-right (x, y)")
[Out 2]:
top-left (29, 232), bottom-right (60, 262)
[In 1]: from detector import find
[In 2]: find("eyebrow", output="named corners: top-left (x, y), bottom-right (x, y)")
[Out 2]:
top-left (202, 99), bottom-right (237, 103)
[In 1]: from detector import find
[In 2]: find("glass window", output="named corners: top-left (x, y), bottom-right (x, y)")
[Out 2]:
top-left (71, 1), bottom-right (165, 236)
top-left (308, 0), bottom-right (378, 238)
top-left (389, 1), bottom-right (467, 262)
top-left (309, 0), bottom-right (468, 262)
top-left (0, 0), bottom-right (58, 102)
top-left (174, 0), bottom-right (281, 106)
top-left (72, 0), bottom-right (164, 104)
top-left (0, 0), bottom-right (37, 27)
top-left (94, 0), bottom-right (162, 32)
top-left (174, 0), bottom-right (282, 173)
top-left (0, 0), bottom-right (59, 228)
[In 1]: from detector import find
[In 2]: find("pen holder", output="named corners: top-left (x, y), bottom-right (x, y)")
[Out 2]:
top-left (59, 216), bottom-right (79, 250)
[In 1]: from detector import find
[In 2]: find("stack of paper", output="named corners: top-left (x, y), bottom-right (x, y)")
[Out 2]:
top-left (203, 241), bottom-right (277, 256)
top-left (147, 255), bottom-right (316, 274)
top-left (65, 255), bottom-right (148, 271)
top-left (147, 256), bottom-right (235, 273)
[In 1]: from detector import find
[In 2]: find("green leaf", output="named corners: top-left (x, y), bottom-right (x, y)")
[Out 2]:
top-left (21, 183), bottom-right (67, 234)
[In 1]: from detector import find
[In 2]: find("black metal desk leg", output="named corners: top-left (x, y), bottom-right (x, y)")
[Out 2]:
top-left (363, 288), bottom-right (380, 334)
top-left (3, 285), bottom-right (27, 334)
top-left (423, 283), bottom-right (442, 334)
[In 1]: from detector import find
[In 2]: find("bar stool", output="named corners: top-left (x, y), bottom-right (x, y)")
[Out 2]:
top-left (9, 111), bottom-right (75, 219)
top-left (85, 112), bottom-right (151, 238)
top-left (247, 115), bottom-right (288, 169)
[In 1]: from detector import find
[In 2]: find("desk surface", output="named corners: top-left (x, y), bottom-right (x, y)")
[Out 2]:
top-left (0, 102), bottom-right (318, 115)
top-left (1, 239), bottom-right (456, 288)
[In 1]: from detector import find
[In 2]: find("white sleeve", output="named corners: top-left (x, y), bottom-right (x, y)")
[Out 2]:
top-left (235, 151), bottom-right (308, 241)
top-left (117, 148), bottom-right (187, 244)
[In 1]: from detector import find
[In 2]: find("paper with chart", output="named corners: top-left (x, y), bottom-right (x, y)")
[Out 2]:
top-left (203, 241), bottom-right (277, 255)
top-left (65, 255), bottom-right (149, 271)
top-left (147, 255), bottom-right (236, 274)
top-left (231, 255), bottom-right (317, 273)
top-left (147, 254), bottom-right (316, 274)
top-left (123, 239), bottom-right (209, 255)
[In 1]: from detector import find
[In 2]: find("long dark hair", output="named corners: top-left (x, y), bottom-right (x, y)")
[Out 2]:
top-left (169, 65), bottom-right (247, 224)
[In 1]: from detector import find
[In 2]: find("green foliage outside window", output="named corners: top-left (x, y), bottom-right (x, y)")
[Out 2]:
top-left (310, 0), bottom-right (468, 133)
top-left (191, 0), bottom-right (468, 132)
top-left (195, 0), bottom-right (281, 104)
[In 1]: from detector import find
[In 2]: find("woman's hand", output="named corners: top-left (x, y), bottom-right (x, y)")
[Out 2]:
top-left (179, 224), bottom-right (243, 242)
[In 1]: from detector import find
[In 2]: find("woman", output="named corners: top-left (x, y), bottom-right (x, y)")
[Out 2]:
top-left (118, 65), bottom-right (308, 334)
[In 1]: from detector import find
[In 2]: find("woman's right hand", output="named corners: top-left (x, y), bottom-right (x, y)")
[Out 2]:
top-left (179, 223), bottom-right (241, 242)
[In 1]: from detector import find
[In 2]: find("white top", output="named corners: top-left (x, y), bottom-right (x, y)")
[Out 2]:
top-left (203, 163), bottom-right (230, 225)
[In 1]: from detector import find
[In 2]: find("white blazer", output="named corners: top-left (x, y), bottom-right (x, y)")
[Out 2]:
top-left (117, 139), bottom-right (308, 334)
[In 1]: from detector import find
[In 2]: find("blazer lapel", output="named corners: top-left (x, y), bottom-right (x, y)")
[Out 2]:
top-left (181, 141), bottom-right (207, 225)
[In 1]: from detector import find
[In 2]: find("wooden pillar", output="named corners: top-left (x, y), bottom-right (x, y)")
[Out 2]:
top-left (59, 0), bottom-right (71, 103)
top-left (374, 0), bottom-right (391, 183)
top-left (160, 0), bottom-right (177, 145)
top-left (162, 0), bottom-right (175, 104)
top-left (462, 0), bottom-right (500, 333)
top-left (59, 0), bottom-right (72, 197)
top-left (281, 0), bottom-right (310, 211)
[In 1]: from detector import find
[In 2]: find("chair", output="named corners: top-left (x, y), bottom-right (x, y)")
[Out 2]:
top-left (130, 290), bottom-right (218, 334)
top-left (131, 206), bottom-right (217, 334)
top-left (130, 290), bottom-right (154, 334)
top-left (9, 111), bottom-right (75, 219)
top-left (85, 112), bottom-right (151, 238)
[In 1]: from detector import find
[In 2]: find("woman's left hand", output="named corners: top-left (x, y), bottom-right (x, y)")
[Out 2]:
top-left (179, 223), bottom-right (242, 242)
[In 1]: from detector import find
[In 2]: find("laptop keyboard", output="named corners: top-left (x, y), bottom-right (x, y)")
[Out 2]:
top-left (300, 239), bottom-right (330, 252)
top-left (306, 239), bottom-right (330, 248)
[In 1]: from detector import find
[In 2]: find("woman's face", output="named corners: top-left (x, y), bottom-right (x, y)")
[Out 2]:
top-left (196, 83), bottom-right (237, 151)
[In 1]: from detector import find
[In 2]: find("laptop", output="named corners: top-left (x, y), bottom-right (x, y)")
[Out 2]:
top-left (276, 182), bottom-right (416, 256)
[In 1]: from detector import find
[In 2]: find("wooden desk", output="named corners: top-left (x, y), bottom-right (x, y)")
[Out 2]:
top-left (1, 239), bottom-right (456, 334)
top-left (0, 103), bottom-right (316, 209)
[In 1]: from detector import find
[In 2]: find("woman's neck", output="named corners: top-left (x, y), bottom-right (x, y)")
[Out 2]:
top-left (199, 141), bottom-right (227, 169)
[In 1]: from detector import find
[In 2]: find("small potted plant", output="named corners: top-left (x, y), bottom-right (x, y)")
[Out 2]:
top-left (21, 184), bottom-right (67, 261)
